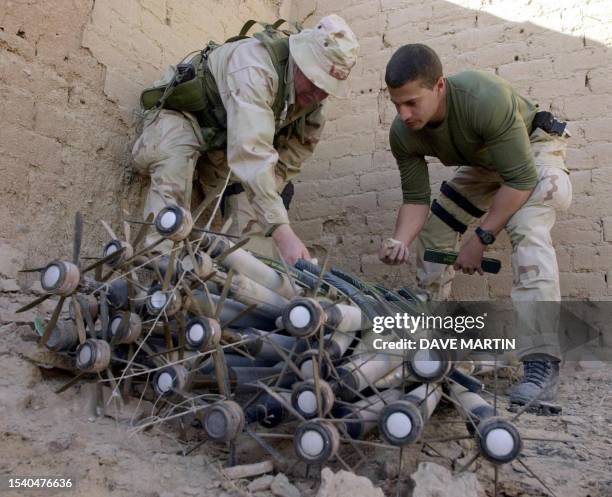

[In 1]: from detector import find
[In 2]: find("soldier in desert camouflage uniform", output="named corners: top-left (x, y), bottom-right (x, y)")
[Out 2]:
top-left (132, 15), bottom-right (359, 263)
top-left (379, 44), bottom-right (572, 405)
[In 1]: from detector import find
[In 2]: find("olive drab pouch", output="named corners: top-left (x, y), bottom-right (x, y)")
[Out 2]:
top-left (138, 19), bottom-right (307, 151)
top-left (139, 41), bottom-right (219, 112)
top-left (139, 20), bottom-right (297, 115)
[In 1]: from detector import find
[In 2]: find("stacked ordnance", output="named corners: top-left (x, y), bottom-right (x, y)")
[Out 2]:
top-left (17, 205), bottom-right (524, 472)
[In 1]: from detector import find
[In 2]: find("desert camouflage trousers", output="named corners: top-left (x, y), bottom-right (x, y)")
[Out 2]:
top-left (414, 129), bottom-right (573, 360)
top-left (131, 110), bottom-right (281, 257)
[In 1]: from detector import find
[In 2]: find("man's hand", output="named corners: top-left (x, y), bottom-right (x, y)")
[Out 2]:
top-left (379, 238), bottom-right (410, 265)
top-left (379, 204), bottom-right (428, 266)
top-left (272, 224), bottom-right (311, 265)
top-left (451, 185), bottom-right (532, 275)
top-left (454, 236), bottom-right (485, 275)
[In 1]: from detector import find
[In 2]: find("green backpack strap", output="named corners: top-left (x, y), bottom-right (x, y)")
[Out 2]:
top-left (225, 19), bottom-right (260, 43)
top-left (239, 19), bottom-right (260, 36)
top-left (253, 31), bottom-right (291, 119)
top-left (227, 19), bottom-right (295, 120)
top-left (225, 18), bottom-right (296, 43)
top-left (271, 19), bottom-right (287, 29)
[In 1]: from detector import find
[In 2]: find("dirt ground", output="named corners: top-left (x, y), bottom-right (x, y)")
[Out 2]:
top-left (0, 320), bottom-right (611, 497)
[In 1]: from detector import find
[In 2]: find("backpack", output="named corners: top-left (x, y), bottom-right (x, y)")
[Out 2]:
top-left (139, 20), bottom-right (299, 150)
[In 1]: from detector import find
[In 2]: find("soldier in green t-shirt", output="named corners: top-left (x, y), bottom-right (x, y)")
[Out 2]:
top-left (378, 44), bottom-right (573, 405)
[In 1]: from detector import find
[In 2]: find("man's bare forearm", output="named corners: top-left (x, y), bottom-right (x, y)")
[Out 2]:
top-left (479, 185), bottom-right (533, 235)
top-left (393, 204), bottom-right (430, 245)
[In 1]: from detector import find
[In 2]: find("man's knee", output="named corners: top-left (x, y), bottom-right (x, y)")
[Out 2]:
top-left (132, 110), bottom-right (200, 175)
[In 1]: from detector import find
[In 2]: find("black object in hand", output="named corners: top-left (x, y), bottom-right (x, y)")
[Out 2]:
top-left (424, 249), bottom-right (501, 274)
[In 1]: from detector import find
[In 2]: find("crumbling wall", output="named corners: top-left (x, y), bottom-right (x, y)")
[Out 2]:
top-left (290, 0), bottom-right (612, 299)
top-left (0, 0), bottom-right (280, 315)
top-left (1, 0), bottom-right (611, 310)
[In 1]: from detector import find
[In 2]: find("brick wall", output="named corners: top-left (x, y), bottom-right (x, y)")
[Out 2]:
top-left (1, 0), bottom-right (610, 308)
top-left (0, 0), bottom-right (280, 305)
top-left (291, 0), bottom-right (612, 300)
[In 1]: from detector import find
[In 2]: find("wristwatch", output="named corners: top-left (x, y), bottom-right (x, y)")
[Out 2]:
top-left (475, 227), bottom-right (496, 245)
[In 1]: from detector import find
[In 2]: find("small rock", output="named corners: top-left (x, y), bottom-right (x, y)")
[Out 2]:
top-left (248, 475), bottom-right (275, 493)
top-left (411, 462), bottom-right (482, 497)
top-left (561, 415), bottom-right (586, 435)
top-left (316, 468), bottom-right (384, 497)
top-left (457, 439), bottom-right (473, 453)
top-left (98, 456), bottom-right (118, 467)
top-left (221, 480), bottom-right (234, 491)
top-left (421, 445), bottom-right (440, 457)
top-left (562, 416), bottom-right (585, 425)
top-left (271, 473), bottom-right (300, 497)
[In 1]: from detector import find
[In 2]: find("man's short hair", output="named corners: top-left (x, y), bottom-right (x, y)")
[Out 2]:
top-left (385, 44), bottom-right (443, 89)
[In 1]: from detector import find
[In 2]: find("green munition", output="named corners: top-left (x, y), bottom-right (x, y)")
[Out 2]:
top-left (424, 249), bottom-right (501, 274)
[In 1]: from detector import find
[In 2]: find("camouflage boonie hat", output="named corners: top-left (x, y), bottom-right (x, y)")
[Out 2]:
top-left (289, 14), bottom-right (359, 98)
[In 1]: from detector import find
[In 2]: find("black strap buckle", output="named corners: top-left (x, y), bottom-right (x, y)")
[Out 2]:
top-left (175, 63), bottom-right (195, 85)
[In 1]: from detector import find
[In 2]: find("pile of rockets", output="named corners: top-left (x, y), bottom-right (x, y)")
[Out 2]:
top-left (16, 202), bottom-right (547, 489)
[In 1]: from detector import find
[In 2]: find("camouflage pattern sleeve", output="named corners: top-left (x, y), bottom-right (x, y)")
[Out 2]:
top-left (276, 104), bottom-right (326, 183)
top-left (218, 43), bottom-right (290, 231)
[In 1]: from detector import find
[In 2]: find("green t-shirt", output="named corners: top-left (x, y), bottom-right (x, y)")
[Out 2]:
top-left (390, 70), bottom-right (539, 204)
